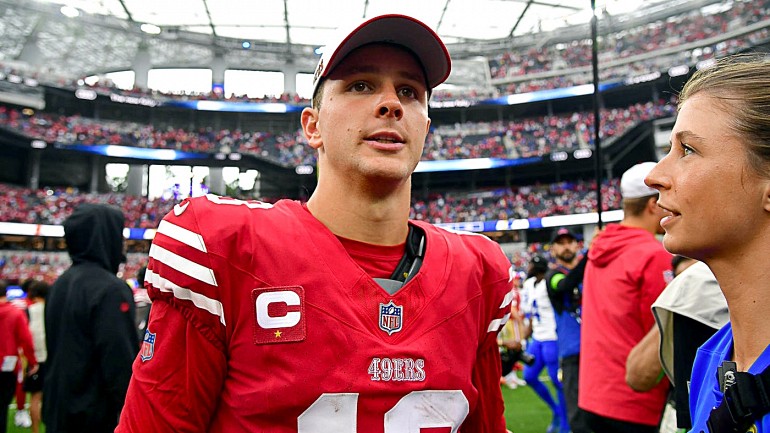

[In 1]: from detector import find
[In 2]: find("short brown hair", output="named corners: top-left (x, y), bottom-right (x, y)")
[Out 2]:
top-left (312, 80), bottom-right (324, 110)
top-left (622, 195), bottom-right (655, 216)
top-left (678, 54), bottom-right (770, 177)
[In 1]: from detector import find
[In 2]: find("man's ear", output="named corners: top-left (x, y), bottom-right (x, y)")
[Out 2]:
top-left (646, 195), bottom-right (660, 214)
top-left (301, 107), bottom-right (323, 150)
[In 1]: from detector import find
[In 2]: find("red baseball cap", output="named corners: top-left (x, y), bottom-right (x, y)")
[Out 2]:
top-left (311, 14), bottom-right (452, 99)
top-left (551, 227), bottom-right (578, 243)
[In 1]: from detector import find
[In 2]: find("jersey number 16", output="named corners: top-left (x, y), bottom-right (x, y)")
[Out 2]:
top-left (298, 390), bottom-right (469, 432)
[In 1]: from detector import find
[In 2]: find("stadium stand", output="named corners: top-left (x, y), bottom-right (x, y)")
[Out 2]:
top-left (1, 0), bottom-right (769, 316)
top-left (0, 100), bottom-right (676, 166)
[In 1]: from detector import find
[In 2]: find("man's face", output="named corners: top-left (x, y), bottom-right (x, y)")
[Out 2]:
top-left (551, 236), bottom-right (578, 264)
top-left (301, 43), bottom-right (431, 187)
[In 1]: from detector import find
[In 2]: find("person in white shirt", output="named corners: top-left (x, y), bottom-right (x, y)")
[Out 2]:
top-left (520, 255), bottom-right (569, 433)
top-left (24, 280), bottom-right (49, 433)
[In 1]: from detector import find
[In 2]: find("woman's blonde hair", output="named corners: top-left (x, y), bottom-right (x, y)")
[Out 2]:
top-left (679, 53), bottom-right (770, 177)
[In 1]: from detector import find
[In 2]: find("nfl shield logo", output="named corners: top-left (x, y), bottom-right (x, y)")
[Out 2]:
top-left (140, 329), bottom-right (156, 362)
top-left (379, 301), bottom-right (403, 335)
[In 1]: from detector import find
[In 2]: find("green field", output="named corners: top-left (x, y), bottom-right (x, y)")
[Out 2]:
top-left (503, 379), bottom-right (558, 432)
top-left (7, 376), bottom-right (553, 433)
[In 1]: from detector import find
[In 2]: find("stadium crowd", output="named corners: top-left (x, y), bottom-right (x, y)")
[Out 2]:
top-left (1, 178), bottom-right (618, 228)
top-left (0, 184), bottom-right (176, 228)
top-left (2, 3), bottom-right (770, 431)
top-left (489, 0), bottom-right (770, 83)
top-left (3, 1), bottom-right (766, 106)
top-left (0, 251), bottom-right (146, 286)
top-left (425, 101), bottom-right (674, 160)
top-left (411, 178), bottom-right (621, 223)
top-left (0, 176), bottom-right (616, 285)
top-left (0, 100), bottom-right (675, 167)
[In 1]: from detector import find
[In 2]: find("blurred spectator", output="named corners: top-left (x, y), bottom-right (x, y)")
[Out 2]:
top-left (498, 274), bottom-right (529, 389)
top-left (23, 280), bottom-right (49, 433)
top-left (544, 228), bottom-right (591, 433)
top-left (651, 257), bottom-right (727, 431)
top-left (0, 279), bottom-right (38, 433)
top-left (44, 204), bottom-right (138, 433)
top-left (520, 255), bottom-right (569, 433)
top-left (579, 162), bottom-right (673, 432)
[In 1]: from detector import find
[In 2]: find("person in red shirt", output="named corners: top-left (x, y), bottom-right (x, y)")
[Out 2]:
top-left (117, 13), bottom-right (513, 433)
top-left (0, 280), bottom-right (38, 433)
top-left (579, 162), bottom-right (673, 432)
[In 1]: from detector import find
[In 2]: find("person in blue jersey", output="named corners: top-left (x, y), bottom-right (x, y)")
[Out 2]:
top-left (646, 53), bottom-right (770, 433)
top-left (520, 255), bottom-right (569, 433)
top-left (544, 228), bottom-right (591, 433)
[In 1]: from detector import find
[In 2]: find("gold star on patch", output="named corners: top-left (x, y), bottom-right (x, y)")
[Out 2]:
top-left (274, 330), bottom-right (282, 338)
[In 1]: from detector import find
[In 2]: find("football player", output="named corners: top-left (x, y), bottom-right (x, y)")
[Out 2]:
top-left (117, 13), bottom-right (514, 433)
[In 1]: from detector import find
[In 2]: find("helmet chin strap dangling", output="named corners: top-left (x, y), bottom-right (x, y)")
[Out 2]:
top-left (374, 225), bottom-right (426, 295)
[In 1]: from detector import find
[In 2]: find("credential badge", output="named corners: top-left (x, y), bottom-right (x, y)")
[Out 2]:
top-left (379, 301), bottom-right (403, 335)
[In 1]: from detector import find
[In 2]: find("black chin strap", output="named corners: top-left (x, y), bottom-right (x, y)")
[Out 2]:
top-left (707, 364), bottom-right (770, 433)
top-left (373, 225), bottom-right (426, 295)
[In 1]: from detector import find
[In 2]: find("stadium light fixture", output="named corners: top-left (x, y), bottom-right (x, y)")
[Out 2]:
top-left (141, 23), bottom-right (162, 35)
top-left (668, 65), bottom-right (690, 77)
top-left (60, 5), bottom-right (80, 18)
top-left (696, 58), bottom-right (717, 71)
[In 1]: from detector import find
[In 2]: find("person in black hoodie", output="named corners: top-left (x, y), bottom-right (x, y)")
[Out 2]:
top-left (43, 203), bottom-right (138, 433)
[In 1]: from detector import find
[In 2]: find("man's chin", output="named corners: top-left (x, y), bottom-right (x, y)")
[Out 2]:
top-left (559, 254), bottom-right (576, 263)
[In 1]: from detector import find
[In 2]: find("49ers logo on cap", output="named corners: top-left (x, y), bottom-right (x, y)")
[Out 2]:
top-left (252, 286), bottom-right (306, 344)
top-left (312, 59), bottom-right (324, 86)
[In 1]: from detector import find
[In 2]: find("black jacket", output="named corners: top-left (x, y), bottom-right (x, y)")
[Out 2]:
top-left (43, 203), bottom-right (139, 433)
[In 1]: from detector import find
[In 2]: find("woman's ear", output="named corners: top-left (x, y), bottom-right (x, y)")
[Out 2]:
top-left (763, 179), bottom-right (770, 213)
top-left (301, 107), bottom-right (323, 150)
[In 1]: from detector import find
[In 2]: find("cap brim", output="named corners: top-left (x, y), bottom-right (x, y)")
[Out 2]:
top-left (552, 232), bottom-right (577, 243)
top-left (312, 14), bottom-right (451, 97)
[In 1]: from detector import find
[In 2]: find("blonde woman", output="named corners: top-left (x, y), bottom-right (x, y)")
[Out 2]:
top-left (646, 54), bottom-right (770, 433)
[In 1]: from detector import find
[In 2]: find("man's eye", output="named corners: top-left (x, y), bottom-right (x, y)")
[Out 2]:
top-left (351, 82), bottom-right (370, 92)
top-left (399, 88), bottom-right (417, 99)
top-left (682, 143), bottom-right (694, 156)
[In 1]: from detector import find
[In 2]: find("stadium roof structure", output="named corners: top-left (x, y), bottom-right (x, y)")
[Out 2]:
top-left (0, 0), bottom-right (716, 80)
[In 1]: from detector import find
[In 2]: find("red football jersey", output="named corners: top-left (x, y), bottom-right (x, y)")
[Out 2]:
top-left (117, 195), bottom-right (514, 433)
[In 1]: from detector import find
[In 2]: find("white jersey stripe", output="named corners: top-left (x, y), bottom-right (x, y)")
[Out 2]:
top-left (499, 289), bottom-right (514, 309)
top-left (149, 244), bottom-right (218, 287)
top-left (157, 220), bottom-right (208, 253)
top-left (205, 194), bottom-right (273, 209)
top-left (145, 269), bottom-right (226, 326)
top-left (486, 313), bottom-right (511, 333)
